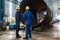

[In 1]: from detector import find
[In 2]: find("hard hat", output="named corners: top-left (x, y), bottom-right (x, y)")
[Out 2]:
top-left (25, 6), bottom-right (30, 10)
top-left (16, 5), bottom-right (20, 10)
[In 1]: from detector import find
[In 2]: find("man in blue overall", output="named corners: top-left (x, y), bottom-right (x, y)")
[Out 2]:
top-left (15, 5), bottom-right (21, 38)
top-left (23, 6), bottom-right (34, 39)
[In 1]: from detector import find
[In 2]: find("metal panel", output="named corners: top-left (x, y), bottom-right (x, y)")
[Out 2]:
top-left (0, 0), bottom-right (5, 28)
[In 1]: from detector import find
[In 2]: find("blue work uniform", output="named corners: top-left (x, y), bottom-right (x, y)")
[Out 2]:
top-left (15, 11), bottom-right (21, 37)
top-left (23, 10), bottom-right (34, 38)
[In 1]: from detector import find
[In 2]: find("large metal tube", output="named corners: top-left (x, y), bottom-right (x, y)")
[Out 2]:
top-left (20, 0), bottom-right (53, 30)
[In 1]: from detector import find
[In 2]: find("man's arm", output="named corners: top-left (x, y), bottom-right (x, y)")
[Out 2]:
top-left (23, 12), bottom-right (27, 21)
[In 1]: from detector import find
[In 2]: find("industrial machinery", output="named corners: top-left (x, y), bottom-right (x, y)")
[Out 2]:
top-left (7, 0), bottom-right (53, 30)
top-left (20, 0), bottom-right (53, 30)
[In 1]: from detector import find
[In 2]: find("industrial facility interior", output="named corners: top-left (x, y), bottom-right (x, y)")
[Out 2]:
top-left (0, 0), bottom-right (60, 40)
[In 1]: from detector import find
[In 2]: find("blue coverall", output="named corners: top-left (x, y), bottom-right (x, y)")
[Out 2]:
top-left (23, 10), bottom-right (34, 38)
top-left (15, 11), bottom-right (20, 37)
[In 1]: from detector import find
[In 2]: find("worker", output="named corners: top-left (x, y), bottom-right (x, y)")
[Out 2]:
top-left (15, 5), bottom-right (21, 38)
top-left (23, 6), bottom-right (34, 39)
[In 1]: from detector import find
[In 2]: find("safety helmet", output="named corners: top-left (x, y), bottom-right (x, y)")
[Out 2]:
top-left (16, 5), bottom-right (20, 10)
top-left (25, 6), bottom-right (30, 10)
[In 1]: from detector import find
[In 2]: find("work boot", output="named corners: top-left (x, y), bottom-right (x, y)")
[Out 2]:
top-left (23, 37), bottom-right (28, 39)
top-left (16, 35), bottom-right (21, 38)
top-left (29, 36), bottom-right (32, 38)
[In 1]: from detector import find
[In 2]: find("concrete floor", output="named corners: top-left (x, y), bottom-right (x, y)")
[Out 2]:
top-left (0, 22), bottom-right (60, 40)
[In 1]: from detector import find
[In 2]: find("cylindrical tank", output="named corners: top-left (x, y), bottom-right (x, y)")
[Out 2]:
top-left (20, 0), bottom-right (53, 30)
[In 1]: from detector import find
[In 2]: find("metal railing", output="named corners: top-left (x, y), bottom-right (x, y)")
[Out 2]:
top-left (7, 0), bottom-right (22, 5)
